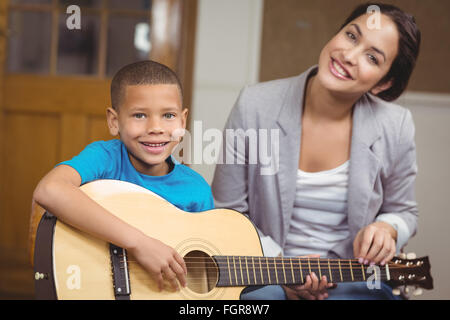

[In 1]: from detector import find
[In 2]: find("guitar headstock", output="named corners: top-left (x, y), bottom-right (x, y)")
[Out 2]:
top-left (387, 252), bottom-right (433, 296)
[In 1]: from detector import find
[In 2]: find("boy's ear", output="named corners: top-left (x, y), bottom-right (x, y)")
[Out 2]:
top-left (371, 79), bottom-right (393, 96)
top-left (106, 107), bottom-right (119, 136)
top-left (181, 108), bottom-right (189, 129)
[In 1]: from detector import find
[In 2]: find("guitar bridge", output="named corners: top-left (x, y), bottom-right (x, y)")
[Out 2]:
top-left (109, 244), bottom-right (131, 300)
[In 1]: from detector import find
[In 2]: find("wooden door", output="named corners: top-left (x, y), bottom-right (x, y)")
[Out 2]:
top-left (0, 0), bottom-right (197, 299)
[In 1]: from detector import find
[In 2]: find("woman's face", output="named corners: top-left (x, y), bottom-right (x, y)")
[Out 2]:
top-left (316, 13), bottom-right (399, 99)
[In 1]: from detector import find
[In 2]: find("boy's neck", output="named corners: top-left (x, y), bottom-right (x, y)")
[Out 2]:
top-left (128, 153), bottom-right (174, 177)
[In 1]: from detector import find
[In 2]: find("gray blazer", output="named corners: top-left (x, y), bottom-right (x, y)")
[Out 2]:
top-left (211, 66), bottom-right (418, 259)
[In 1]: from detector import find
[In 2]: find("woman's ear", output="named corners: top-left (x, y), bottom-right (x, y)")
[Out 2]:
top-left (106, 107), bottom-right (119, 136)
top-left (371, 79), bottom-right (393, 95)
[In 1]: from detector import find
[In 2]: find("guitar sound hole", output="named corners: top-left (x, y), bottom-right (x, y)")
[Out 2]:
top-left (184, 250), bottom-right (218, 294)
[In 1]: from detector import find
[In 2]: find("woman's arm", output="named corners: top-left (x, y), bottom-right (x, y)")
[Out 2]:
top-left (354, 109), bottom-right (418, 265)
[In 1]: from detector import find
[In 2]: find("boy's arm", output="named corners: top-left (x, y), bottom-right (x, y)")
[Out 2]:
top-left (32, 165), bottom-right (187, 291)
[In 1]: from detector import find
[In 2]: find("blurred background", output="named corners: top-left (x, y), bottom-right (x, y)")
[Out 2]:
top-left (0, 0), bottom-right (449, 300)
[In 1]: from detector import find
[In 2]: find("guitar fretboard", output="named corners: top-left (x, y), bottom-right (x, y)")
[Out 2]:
top-left (213, 256), bottom-right (389, 287)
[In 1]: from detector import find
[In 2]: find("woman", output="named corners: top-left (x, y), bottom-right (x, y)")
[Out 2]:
top-left (212, 3), bottom-right (421, 300)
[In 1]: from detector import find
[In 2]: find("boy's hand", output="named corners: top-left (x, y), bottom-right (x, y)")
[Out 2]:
top-left (128, 234), bottom-right (187, 292)
top-left (282, 254), bottom-right (335, 300)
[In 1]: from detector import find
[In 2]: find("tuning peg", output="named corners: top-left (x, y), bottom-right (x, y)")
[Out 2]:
top-left (392, 288), bottom-right (401, 296)
top-left (413, 288), bottom-right (423, 296)
top-left (406, 252), bottom-right (417, 259)
top-left (399, 253), bottom-right (407, 259)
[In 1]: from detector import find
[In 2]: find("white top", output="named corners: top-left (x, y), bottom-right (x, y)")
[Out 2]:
top-left (284, 161), bottom-right (351, 257)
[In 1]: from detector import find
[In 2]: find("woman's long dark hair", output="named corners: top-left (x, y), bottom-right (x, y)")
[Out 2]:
top-left (340, 3), bottom-right (421, 101)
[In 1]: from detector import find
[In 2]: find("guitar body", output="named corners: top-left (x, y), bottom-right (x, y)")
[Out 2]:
top-left (34, 180), bottom-right (263, 300)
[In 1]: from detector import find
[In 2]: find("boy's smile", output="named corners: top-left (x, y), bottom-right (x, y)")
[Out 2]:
top-left (107, 84), bottom-right (188, 176)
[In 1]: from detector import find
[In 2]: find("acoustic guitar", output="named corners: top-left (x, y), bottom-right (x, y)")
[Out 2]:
top-left (33, 180), bottom-right (433, 300)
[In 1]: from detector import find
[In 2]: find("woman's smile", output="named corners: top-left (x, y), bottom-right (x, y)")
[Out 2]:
top-left (329, 58), bottom-right (354, 80)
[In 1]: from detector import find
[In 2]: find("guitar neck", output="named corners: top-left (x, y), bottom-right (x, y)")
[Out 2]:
top-left (214, 256), bottom-right (389, 287)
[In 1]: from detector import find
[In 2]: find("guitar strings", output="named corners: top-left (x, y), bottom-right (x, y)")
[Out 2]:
top-left (121, 256), bottom-right (408, 264)
top-left (120, 256), bottom-right (411, 262)
top-left (119, 265), bottom-right (407, 272)
top-left (119, 256), bottom-right (413, 268)
top-left (125, 277), bottom-right (390, 284)
top-left (119, 260), bottom-right (409, 269)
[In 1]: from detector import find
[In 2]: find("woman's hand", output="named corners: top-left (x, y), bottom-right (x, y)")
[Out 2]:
top-left (353, 221), bottom-right (397, 266)
top-left (128, 233), bottom-right (187, 292)
top-left (282, 254), bottom-right (335, 300)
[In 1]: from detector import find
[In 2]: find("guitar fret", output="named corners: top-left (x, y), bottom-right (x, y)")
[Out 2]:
top-left (361, 263), bottom-right (366, 281)
top-left (239, 257), bottom-right (244, 285)
top-left (259, 257), bottom-right (264, 285)
top-left (385, 263), bottom-right (390, 281)
top-left (298, 257), bottom-right (304, 283)
top-left (251, 257), bottom-right (257, 285)
top-left (227, 256), bottom-right (232, 285)
top-left (215, 256), bottom-right (393, 287)
top-left (290, 258), bottom-right (295, 284)
top-left (317, 258), bottom-right (322, 278)
top-left (349, 259), bottom-right (354, 281)
top-left (331, 270), bottom-right (341, 283)
top-left (273, 257), bottom-right (279, 284)
top-left (281, 258), bottom-right (287, 284)
top-left (352, 261), bottom-right (364, 282)
top-left (233, 256), bottom-right (239, 285)
top-left (266, 258), bottom-right (271, 284)
top-left (328, 259), bottom-right (333, 283)
top-left (307, 257), bottom-right (312, 275)
top-left (245, 257), bottom-right (250, 285)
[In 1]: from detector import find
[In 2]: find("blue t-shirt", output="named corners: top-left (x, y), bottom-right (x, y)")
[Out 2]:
top-left (58, 139), bottom-right (214, 213)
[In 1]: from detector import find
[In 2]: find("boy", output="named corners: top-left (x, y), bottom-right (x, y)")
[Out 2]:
top-left (32, 60), bottom-right (214, 292)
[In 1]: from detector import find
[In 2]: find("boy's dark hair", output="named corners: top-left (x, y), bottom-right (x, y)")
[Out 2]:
top-left (111, 60), bottom-right (183, 110)
top-left (340, 3), bottom-right (421, 101)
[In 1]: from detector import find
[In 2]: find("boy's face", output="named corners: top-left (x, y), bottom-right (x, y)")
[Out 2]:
top-left (107, 84), bottom-right (188, 176)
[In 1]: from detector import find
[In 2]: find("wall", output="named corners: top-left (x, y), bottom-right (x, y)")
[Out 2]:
top-left (397, 92), bottom-right (450, 300)
top-left (189, 0), bottom-right (264, 183)
top-left (259, 0), bottom-right (450, 94)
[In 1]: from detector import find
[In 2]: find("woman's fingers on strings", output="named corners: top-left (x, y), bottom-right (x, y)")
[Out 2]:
top-left (364, 243), bottom-right (380, 264)
top-left (319, 275), bottom-right (328, 291)
top-left (372, 238), bottom-right (392, 265)
top-left (381, 238), bottom-right (397, 265)
top-left (299, 274), bottom-right (312, 290)
top-left (365, 232), bottom-right (386, 264)
top-left (358, 227), bottom-right (376, 263)
top-left (318, 276), bottom-right (330, 299)
top-left (310, 272), bottom-right (320, 291)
